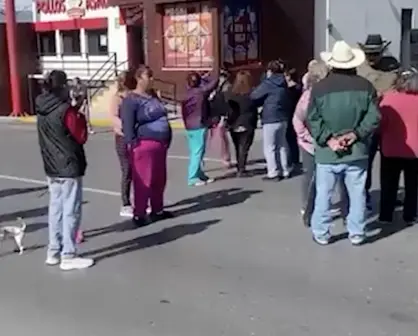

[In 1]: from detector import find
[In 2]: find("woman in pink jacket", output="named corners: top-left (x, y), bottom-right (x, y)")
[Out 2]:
top-left (292, 61), bottom-right (328, 226)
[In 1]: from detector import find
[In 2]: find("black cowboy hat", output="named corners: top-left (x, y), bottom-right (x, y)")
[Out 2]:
top-left (358, 34), bottom-right (391, 53)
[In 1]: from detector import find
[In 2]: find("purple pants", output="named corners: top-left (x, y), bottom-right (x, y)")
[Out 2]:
top-left (131, 139), bottom-right (168, 218)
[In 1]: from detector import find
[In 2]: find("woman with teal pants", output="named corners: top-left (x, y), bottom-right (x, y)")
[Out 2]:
top-left (181, 72), bottom-right (218, 186)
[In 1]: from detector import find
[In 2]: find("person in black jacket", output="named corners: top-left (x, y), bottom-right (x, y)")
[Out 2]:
top-left (285, 68), bottom-right (303, 168)
top-left (36, 70), bottom-right (94, 271)
top-left (226, 70), bottom-right (258, 176)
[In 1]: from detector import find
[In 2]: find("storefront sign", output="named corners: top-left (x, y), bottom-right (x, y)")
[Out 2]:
top-left (120, 4), bottom-right (143, 25)
top-left (36, 0), bottom-right (65, 14)
top-left (163, 2), bottom-right (213, 68)
top-left (66, 0), bottom-right (85, 18)
top-left (36, 0), bottom-right (107, 14)
top-left (221, 0), bottom-right (259, 66)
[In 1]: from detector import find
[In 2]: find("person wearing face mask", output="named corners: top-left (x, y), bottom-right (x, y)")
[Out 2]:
top-left (250, 60), bottom-right (291, 181)
top-left (181, 71), bottom-right (219, 186)
top-left (36, 70), bottom-right (93, 270)
top-left (205, 68), bottom-right (232, 168)
top-left (121, 65), bottom-right (173, 227)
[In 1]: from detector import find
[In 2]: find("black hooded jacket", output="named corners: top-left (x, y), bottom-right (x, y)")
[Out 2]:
top-left (36, 92), bottom-right (87, 178)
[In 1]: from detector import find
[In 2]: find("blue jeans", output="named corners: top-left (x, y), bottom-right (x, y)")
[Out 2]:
top-left (186, 128), bottom-right (209, 185)
top-left (262, 122), bottom-right (290, 177)
top-left (47, 177), bottom-right (83, 258)
top-left (311, 160), bottom-right (367, 239)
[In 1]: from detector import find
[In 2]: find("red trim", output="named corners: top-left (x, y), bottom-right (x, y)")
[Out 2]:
top-left (34, 17), bottom-right (107, 31)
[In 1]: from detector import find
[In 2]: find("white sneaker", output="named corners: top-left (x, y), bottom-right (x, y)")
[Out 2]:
top-left (120, 205), bottom-right (133, 217)
top-left (205, 178), bottom-right (215, 184)
top-left (45, 255), bottom-right (60, 266)
top-left (193, 180), bottom-right (206, 187)
top-left (60, 257), bottom-right (94, 271)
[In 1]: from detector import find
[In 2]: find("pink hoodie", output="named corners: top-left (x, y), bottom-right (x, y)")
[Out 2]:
top-left (292, 89), bottom-right (314, 154)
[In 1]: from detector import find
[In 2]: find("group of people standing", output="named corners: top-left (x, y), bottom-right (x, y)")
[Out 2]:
top-left (294, 36), bottom-right (418, 246)
top-left (181, 60), bottom-right (303, 185)
top-left (34, 33), bottom-right (418, 271)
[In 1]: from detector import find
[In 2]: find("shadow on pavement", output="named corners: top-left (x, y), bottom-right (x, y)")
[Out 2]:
top-left (0, 201), bottom-right (88, 225)
top-left (81, 219), bottom-right (220, 262)
top-left (168, 187), bottom-right (262, 217)
top-left (85, 188), bottom-right (260, 240)
top-left (0, 206), bottom-right (49, 224)
top-left (0, 186), bottom-right (47, 199)
top-left (0, 244), bottom-right (46, 258)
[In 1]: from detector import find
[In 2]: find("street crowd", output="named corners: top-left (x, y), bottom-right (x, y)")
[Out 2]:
top-left (34, 34), bottom-right (418, 271)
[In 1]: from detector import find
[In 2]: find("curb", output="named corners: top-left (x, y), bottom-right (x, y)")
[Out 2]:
top-left (16, 116), bottom-right (185, 129)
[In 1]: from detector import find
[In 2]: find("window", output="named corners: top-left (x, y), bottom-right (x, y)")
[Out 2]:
top-left (37, 31), bottom-right (56, 56)
top-left (61, 30), bottom-right (81, 55)
top-left (400, 8), bottom-right (413, 66)
top-left (221, 1), bottom-right (260, 66)
top-left (86, 29), bottom-right (108, 55)
top-left (162, 2), bottom-right (213, 68)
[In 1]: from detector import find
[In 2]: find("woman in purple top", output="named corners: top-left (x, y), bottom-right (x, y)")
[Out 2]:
top-left (181, 72), bottom-right (218, 186)
top-left (120, 65), bottom-right (173, 227)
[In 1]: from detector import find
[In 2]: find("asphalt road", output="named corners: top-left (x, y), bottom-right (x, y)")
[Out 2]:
top-left (0, 123), bottom-right (417, 336)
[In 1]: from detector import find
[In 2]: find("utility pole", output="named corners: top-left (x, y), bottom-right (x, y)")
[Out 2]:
top-left (5, 0), bottom-right (22, 116)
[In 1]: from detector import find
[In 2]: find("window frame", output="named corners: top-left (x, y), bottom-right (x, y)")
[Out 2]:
top-left (221, 3), bottom-right (260, 66)
top-left (37, 31), bottom-right (56, 56)
top-left (60, 30), bottom-right (81, 55)
top-left (86, 28), bottom-right (109, 56)
top-left (161, 1), bottom-right (213, 69)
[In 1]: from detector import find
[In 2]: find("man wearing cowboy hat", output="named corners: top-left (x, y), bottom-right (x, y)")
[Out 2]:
top-left (357, 34), bottom-right (400, 209)
top-left (308, 40), bottom-right (380, 246)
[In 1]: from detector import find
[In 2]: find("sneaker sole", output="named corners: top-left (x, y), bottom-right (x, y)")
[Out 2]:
top-left (312, 236), bottom-right (330, 246)
top-left (45, 260), bottom-right (60, 266)
top-left (60, 263), bottom-right (94, 271)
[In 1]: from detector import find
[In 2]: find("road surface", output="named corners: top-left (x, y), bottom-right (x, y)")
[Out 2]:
top-left (0, 123), bottom-right (417, 336)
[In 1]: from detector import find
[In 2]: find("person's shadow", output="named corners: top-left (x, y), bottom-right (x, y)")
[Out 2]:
top-left (0, 186), bottom-right (47, 199)
top-left (84, 188), bottom-right (261, 239)
top-left (167, 187), bottom-right (262, 217)
top-left (81, 219), bottom-right (220, 262)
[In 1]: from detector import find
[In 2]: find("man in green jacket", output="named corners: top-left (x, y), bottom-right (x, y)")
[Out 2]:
top-left (308, 41), bottom-right (380, 246)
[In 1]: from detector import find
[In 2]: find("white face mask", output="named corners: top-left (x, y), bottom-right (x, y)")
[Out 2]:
top-left (266, 70), bottom-right (272, 78)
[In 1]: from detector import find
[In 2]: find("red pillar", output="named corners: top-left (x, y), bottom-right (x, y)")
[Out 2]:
top-left (5, 0), bottom-right (23, 116)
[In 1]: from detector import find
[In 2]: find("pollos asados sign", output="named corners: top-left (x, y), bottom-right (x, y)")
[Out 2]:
top-left (36, 0), bottom-right (107, 15)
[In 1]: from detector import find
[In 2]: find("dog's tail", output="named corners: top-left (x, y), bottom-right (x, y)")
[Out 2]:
top-left (16, 217), bottom-right (27, 231)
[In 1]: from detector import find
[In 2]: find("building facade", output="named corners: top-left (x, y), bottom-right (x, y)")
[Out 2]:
top-left (105, 0), bottom-right (315, 98)
top-left (33, 0), bottom-right (145, 78)
top-left (315, 0), bottom-right (418, 67)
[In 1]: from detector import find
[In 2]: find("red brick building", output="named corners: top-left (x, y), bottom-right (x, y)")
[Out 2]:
top-left (110, 0), bottom-right (315, 97)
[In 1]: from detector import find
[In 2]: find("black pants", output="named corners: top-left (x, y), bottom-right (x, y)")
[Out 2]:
top-left (286, 122), bottom-right (300, 165)
top-left (365, 134), bottom-right (379, 201)
top-left (379, 156), bottom-right (418, 222)
top-left (115, 135), bottom-right (132, 206)
top-left (300, 148), bottom-right (315, 226)
top-left (230, 129), bottom-right (255, 172)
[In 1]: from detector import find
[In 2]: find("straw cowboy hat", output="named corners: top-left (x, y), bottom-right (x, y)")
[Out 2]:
top-left (320, 40), bottom-right (366, 69)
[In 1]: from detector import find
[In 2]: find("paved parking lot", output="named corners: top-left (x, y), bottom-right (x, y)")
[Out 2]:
top-left (0, 122), bottom-right (417, 336)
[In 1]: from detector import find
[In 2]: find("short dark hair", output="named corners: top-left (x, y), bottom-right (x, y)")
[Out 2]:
top-left (187, 71), bottom-right (201, 88)
top-left (135, 65), bottom-right (153, 79)
top-left (44, 70), bottom-right (67, 93)
top-left (267, 60), bottom-right (285, 74)
top-left (286, 68), bottom-right (299, 82)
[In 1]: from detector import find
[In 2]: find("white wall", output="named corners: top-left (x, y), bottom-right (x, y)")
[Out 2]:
top-left (323, 0), bottom-right (418, 58)
top-left (34, 4), bottom-right (128, 78)
top-left (314, 0), bottom-right (328, 57)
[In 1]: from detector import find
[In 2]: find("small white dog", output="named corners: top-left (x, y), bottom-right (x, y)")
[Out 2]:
top-left (0, 217), bottom-right (26, 255)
